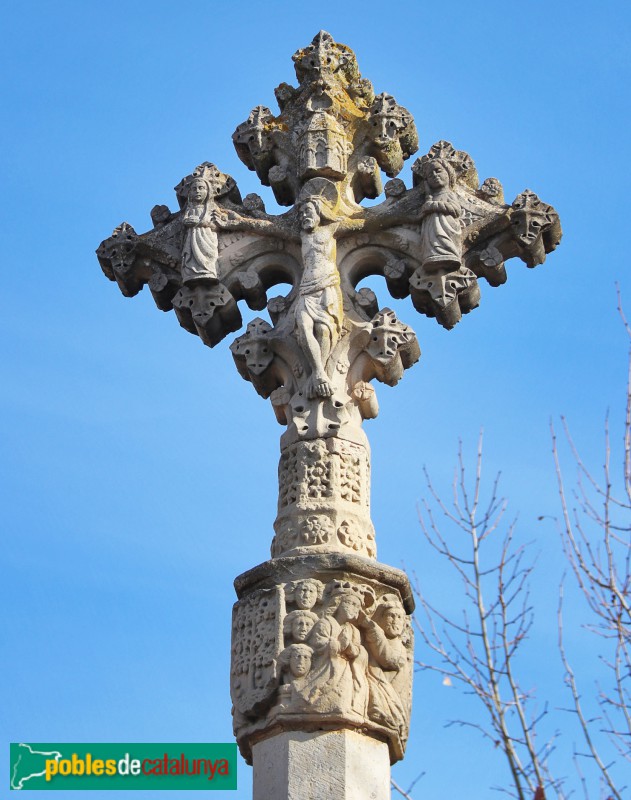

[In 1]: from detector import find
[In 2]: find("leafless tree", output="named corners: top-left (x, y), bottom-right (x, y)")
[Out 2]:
top-left (550, 294), bottom-right (630, 800)
top-left (412, 434), bottom-right (560, 800)
top-left (411, 297), bottom-right (629, 800)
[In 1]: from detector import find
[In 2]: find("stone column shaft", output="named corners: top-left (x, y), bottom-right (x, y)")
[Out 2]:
top-left (253, 731), bottom-right (391, 800)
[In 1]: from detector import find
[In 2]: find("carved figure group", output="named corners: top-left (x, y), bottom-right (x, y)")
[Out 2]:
top-left (233, 578), bottom-right (413, 737)
top-left (231, 576), bottom-right (412, 743)
top-left (294, 581), bottom-right (370, 716)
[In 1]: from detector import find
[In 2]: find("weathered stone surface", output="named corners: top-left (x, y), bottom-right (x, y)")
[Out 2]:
top-left (233, 554), bottom-right (415, 612)
top-left (272, 437), bottom-right (375, 559)
top-left (96, 28), bottom-right (562, 794)
top-left (252, 730), bottom-right (390, 800)
top-left (231, 555), bottom-right (413, 765)
top-left (97, 31), bottom-right (561, 446)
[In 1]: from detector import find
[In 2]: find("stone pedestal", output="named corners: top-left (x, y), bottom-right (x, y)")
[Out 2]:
top-left (253, 730), bottom-right (391, 800)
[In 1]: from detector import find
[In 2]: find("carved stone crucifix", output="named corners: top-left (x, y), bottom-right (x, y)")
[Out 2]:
top-left (97, 31), bottom-right (561, 798)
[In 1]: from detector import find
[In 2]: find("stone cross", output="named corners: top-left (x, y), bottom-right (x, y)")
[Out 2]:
top-left (97, 31), bottom-right (562, 800)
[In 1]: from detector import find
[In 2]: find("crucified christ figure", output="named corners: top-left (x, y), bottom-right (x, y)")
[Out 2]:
top-left (294, 198), bottom-right (344, 400)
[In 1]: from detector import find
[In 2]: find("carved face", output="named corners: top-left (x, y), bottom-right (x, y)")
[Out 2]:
top-left (244, 340), bottom-right (273, 376)
top-left (300, 201), bottom-right (320, 232)
top-left (246, 128), bottom-right (272, 158)
top-left (110, 244), bottom-right (135, 272)
top-left (190, 288), bottom-right (218, 326)
top-left (381, 607), bottom-right (405, 638)
top-left (291, 614), bottom-right (315, 642)
top-left (294, 580), bottom-right (318, 610)
top-left (189, 179), bottom-right (209, 204)
top-left (373, 114), bottom-right (399, 145)
top-left (289, 648), bottom-right (312, 677)
top-left (337, 593), bottom-right (362, 622)
top-left (425, 161), bottom-right (449, 190)
top-left (510, 209), bottom-right (546, 248)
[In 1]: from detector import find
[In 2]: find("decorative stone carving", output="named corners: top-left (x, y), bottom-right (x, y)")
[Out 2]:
top-left (368, 93), bottom-right (418, 178)
top-left (286, 578), bottom-right (324, 610)
top-left (416, 157), bottom-right (462, 272)
top-left (295, 183), bottom-right (345, 399)
top-left (172, 282), bottom-right (241, 348)
top-left (361, 593), bottom-right (413, 740)
top-left (231, 586), bottom-right (286, 718)
top-left (97, 30), bottom-right (562, 777)
top-left (477, 177), bottom-right (504, 206)
top-left (98, 31), bottom-right (561, 354)
top-left (509, 189), bottom-right (563, 267)
top-left (230, 555), bottom-right (414, 765)
top-left (96, 222), bottom-right (142, 297)
top-left (272, 437), bottom-right (375, 560)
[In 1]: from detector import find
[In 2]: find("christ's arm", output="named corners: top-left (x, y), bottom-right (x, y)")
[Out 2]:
top-left (336, 207), bottom-right (417, 236)
top-left (214, 209), bottom-right (298, 242)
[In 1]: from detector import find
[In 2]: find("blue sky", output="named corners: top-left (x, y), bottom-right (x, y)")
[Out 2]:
top-left (1, 1), bottom-right (630, 797)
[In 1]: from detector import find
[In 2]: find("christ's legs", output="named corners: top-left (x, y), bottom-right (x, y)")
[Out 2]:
top-left (296, 308), bottom-right (333, 399)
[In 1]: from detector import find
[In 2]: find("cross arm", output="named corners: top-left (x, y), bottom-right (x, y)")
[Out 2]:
top-left (336, 141), bottom-right (562, 331)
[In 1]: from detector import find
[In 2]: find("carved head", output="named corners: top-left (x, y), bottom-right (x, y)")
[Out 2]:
top-left (280, 643), bottom-right (313, 678)
top-left (105, 223), bottom-right (138, 276)
top-left (297, 177), bottom-right (339, 227)
top-left (236, 107), bottom-right (274, 157)
top-left (509, 189), bottom-right (559, 266)
top-left (188, 286), bottom-right (218, 326)
top-left (384, 179), bottom-right (406, 200)
top-left (291, 579), bottom-right (323, 610)
top-left (188, 177), bottom-right (209, 205)
top-left (299, 199), bottom-right (320, 232)
top-left (370, 93), bottom-right (409, 146)
top-left (292, 31), bottom-right (355, 85)
top-left (421, 157), bottom-right (456, 192)
top-left (290, 644), bottom-right (312, 677)
top-left (325, 580), bottom-right (375, 621)
top-left (477, 177), bottom-right (504, 205)
top-left (422, 141), bottom-right (476, 186)
top-left (243, 339), bottom-right (273, 376)
top-left (367, 309), bottom-right (417, 371)
top-left (243, 193), bottom-right (266, 214)
top-left (283, 610), bottom-right (318, 643)
top-left (337, 593), bottom-right (362, 622)
top-left (175, 162), bottom-right (235, 210)
top-left (372, 594), bottom-right (406, 639)
top-left (150, 204), bottom-right (171, 226)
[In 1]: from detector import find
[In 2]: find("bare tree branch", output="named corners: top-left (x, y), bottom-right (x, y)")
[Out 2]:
top-left (549, 296), bottom-right (630, 798)
top-left (414, 432), bottom-right (559, 799)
